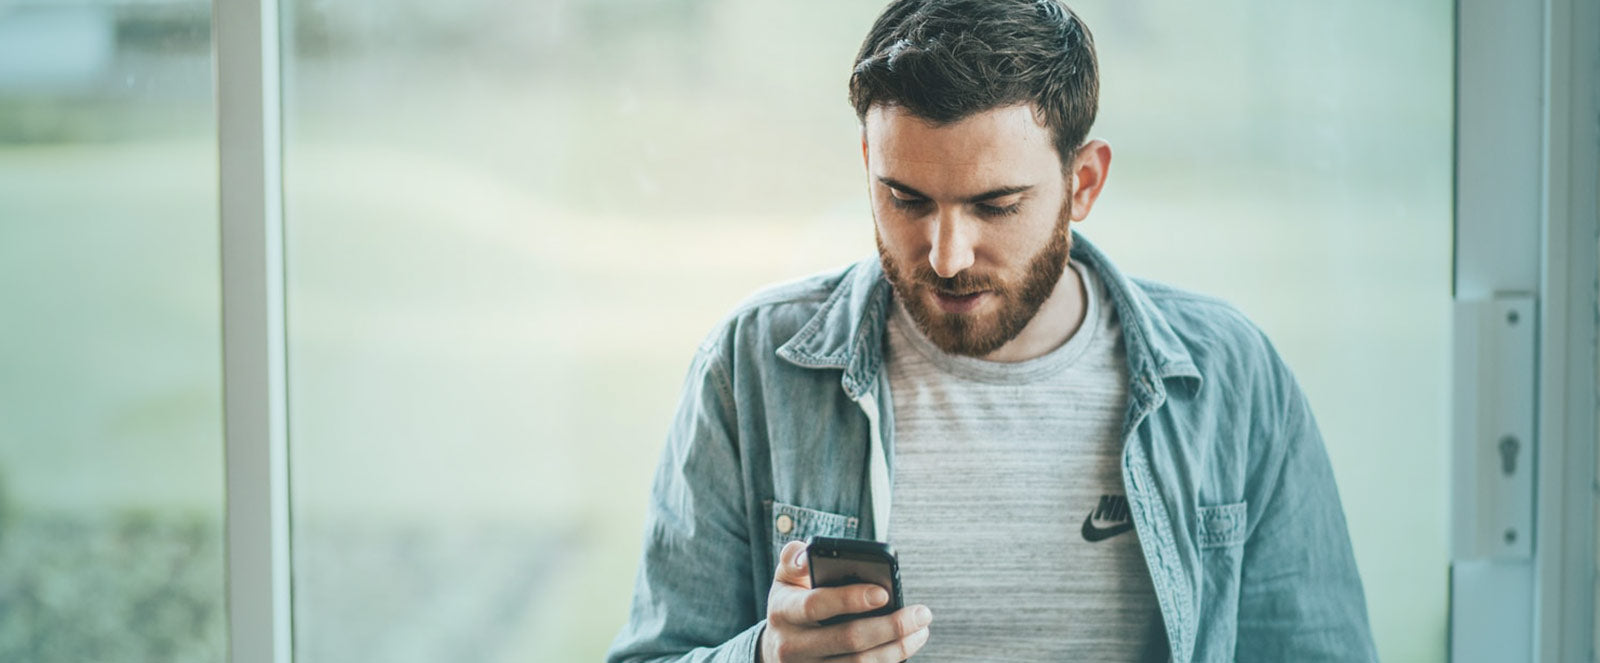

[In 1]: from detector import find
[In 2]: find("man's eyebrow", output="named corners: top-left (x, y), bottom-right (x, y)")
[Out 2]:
top-left (876, 176), bottom-right (1034, 203)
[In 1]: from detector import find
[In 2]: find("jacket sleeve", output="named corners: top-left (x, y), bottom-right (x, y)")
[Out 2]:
top-left (1234, 339), bottom-right (1379, 662)
top-left (606, 345), bottom-right (767, 663)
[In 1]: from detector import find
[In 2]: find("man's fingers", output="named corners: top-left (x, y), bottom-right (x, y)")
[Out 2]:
top-left (849, 626), bottom-right (930, 663)
top-left (816, 605), bottom-right (932, 657)
top-left (799, 584), bottom-right (889, 624)
top-left (773, 540), bottom-right (812, 588)
top-left (773, 583), bottom-right (891, 626)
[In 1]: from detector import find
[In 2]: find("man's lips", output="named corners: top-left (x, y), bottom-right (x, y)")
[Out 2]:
top-left (933, 289), bottom-right (989, 313)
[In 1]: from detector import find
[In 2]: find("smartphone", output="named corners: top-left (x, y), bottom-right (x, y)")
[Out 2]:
top-left (806, 535), bottom-right (903, 625)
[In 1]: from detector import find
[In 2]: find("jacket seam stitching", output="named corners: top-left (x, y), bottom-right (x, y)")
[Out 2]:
top-left (706, 351), bottom-right (738, 434)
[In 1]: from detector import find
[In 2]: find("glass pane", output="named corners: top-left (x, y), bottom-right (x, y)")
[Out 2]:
top-left (284, 1), bottom-right (1450, 661)
top-left (0, 3), bottom-right (225, 662)
top-left (1076, 3), bottom-right (1452, 660)
top-left (284, 2), bottom-right (884, 658)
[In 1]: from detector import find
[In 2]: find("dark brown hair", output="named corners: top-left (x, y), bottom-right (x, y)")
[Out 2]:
top-left (849, 0), bottom-right (1099, 169)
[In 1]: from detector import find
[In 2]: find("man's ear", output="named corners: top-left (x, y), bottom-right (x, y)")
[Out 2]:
top-left (860, 127), bottom-right (870, 168)
top-left (1067, 139), bottom-right (1112, 222)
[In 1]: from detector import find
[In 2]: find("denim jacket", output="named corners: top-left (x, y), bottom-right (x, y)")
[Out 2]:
top-left (606, 232), bottom-right (1378, 663)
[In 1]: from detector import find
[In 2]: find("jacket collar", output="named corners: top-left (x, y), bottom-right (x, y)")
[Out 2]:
top-left (775, 231), bottom-right (1202, 404)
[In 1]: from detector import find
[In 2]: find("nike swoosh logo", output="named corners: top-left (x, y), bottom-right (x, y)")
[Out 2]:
top-left (1081, 512), bottom-right (1135, 542)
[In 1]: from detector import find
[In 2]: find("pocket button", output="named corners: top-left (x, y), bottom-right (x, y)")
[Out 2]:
top-left (775, 513), bottom-right (794, 535)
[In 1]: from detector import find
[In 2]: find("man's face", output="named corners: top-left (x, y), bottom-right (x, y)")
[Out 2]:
top-left (865, 104), bottom-right (1075, 358)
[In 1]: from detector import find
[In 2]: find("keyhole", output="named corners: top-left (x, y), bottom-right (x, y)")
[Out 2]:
top-left (1498, 435), bottom-right (1520, 475)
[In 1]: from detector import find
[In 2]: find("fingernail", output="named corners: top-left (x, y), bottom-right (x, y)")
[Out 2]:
top-left (794, 549), bottom-right (807, 568)
top-left (915, 606), bottom-right (932, 625)
top-left (868, 587), bottom-right (888, 606)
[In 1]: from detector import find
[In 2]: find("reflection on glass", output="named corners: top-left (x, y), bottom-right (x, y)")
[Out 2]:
top-left (0, 2), bottom-right (224, 662)
top-left (284, 1), bottom-right (1450, 661)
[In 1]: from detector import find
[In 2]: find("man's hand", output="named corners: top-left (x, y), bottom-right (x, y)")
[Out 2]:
top-left (758, 540), bottom-right (933, 663)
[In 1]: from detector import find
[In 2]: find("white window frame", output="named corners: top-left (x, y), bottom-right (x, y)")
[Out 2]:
top-left (216, 0), bottom-right (292, 661)
top-left (1450, 0), bottom-right (1599, 661)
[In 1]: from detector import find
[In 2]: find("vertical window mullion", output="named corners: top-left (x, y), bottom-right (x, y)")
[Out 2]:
top-left (1535, 0), bottom-right (1600, 659)
top-left (1450, 0), bottom-right (1544, 660)
top-left (1453, 0), bottom-right (1600, 661)
top-left (216, 0), bottom-right (291, 660)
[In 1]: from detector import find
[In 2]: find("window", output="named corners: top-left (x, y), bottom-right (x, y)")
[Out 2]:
top-left (281, 1), bottom-right (1450, 660)
top-left (6, 0), bottom-right (1592, 661)
top-left (0, 2), bottom-right (226, 661)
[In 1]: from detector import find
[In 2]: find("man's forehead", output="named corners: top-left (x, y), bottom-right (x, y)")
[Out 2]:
top-left (866, 105), bottom-right (1054, 162)
top-left (864, 104), bottom-right (1058, 192)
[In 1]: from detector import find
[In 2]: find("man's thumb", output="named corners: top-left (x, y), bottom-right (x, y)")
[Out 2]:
top-left (774, 540), bottom-right (812, 588)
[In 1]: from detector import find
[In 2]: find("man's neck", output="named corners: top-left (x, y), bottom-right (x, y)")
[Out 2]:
top-left (979, 261), bottom-right (1087, 363)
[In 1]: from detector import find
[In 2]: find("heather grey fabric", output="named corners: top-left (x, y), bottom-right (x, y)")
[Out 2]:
top-left (885, 260), bottom-right (1166, 662)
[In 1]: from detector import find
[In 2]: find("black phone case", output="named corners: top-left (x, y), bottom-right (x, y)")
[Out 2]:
top-left (806, 536), bottom-right (903, 625)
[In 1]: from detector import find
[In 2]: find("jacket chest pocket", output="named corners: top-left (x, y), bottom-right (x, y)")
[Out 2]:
top-left (764, 500), bottom-right (860, 569)
top-left (1195, 501), bottom-right (1248, 655)
top-left (1198, 502), bottom-right (1248, 549)
top-left (1196, 501), bottom-right (1249, 587)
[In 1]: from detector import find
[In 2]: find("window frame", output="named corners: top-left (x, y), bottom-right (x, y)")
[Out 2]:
top-left (216, 0), bottom-right (293, 661)
top-left (1449, 0), bottom-right (1599, 661)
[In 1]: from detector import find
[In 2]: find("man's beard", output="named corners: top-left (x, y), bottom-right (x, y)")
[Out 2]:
top-left (877, 203), bottom-right (1074, 358)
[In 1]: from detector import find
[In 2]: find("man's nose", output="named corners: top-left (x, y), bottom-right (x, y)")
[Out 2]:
top-left (928, 210), bottom-right (976, 279)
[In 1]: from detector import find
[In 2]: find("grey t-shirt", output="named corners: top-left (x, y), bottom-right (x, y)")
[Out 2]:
top-left (884, 259), bottom-right (1168, 662)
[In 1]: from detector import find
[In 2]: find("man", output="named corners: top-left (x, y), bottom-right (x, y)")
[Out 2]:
top-left (607, 1), bottom-right (1377, 661)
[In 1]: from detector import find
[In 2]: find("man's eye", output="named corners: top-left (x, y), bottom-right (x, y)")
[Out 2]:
top-left (977, 202), bottom-right (1022, 217)
top-left (890, 196), bottom-right (929, 211)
